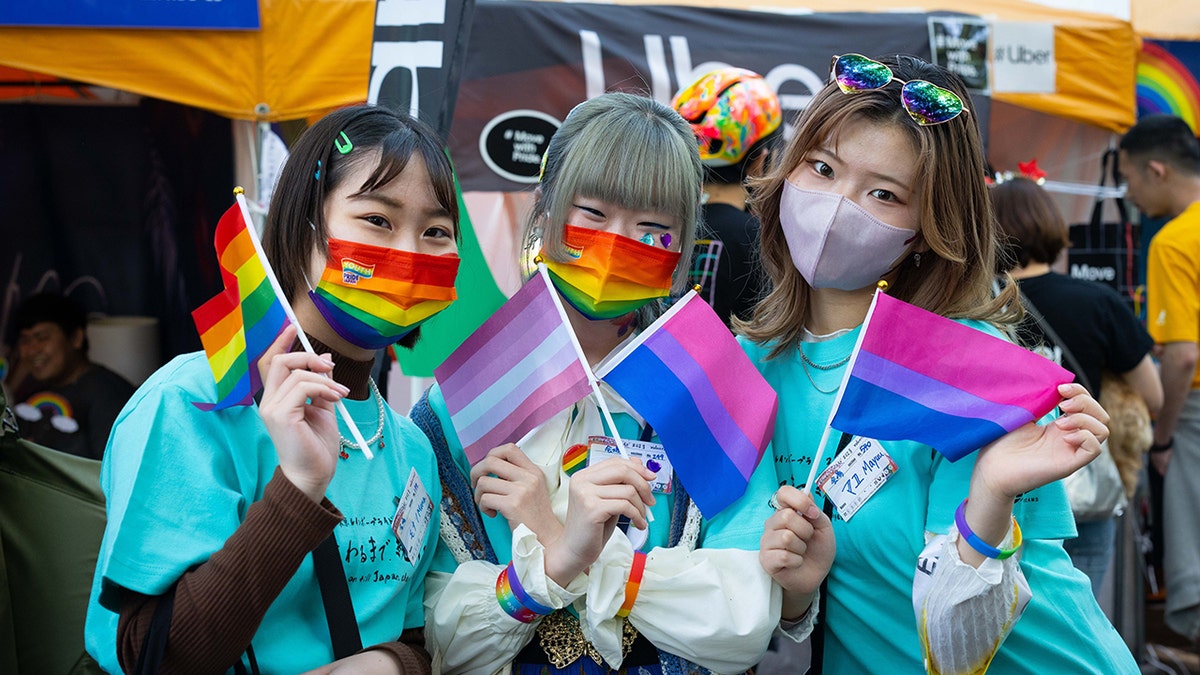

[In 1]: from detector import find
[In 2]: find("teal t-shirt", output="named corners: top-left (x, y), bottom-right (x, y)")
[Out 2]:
top-left (742, 328), bottom-right (1136, 674)
top-left (424, 381), bottom-right (775, 569)
top-left (84, 353), bottom-right (441, 674)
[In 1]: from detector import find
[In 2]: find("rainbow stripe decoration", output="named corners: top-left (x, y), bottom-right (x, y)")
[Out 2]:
top-left (495, 562), bottom-right (553, 623)
top-left (541, 225), bottom-right (679, 320)
top-left (25, 391), bottom-right (73, 419)
top-left (191, 197), bottom-right (289, 410)
top-left (562, 443), bottom-right (588, 475)
top-left (435, 266), bottom-right (593, 465)
top-left (829, 292), bottom-right (1073, 462)
top-left (596, 291), bottom-right (778, 517)
top-left (1138, 41), bottom-right (1200, 132)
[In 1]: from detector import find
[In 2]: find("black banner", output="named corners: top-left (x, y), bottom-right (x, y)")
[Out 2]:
top-left (450, 1), bottom-right (992, 192)
top-left (369, 0), bottom-right (478, 141)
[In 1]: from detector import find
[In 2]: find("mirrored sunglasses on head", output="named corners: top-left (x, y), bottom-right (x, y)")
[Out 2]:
top-left (830, 53), bottom-right (967, 126)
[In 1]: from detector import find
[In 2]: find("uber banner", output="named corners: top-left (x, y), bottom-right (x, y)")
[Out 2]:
top-left (450, 1), bottom-right (991, 192)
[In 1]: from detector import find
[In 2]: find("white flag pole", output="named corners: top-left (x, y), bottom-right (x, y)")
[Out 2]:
top-left (235, 190), bottom-right (374, 460)
top-left (536, 263), bottom-right (652, 521)
top-left (798, 285), bottom-right (885, 496)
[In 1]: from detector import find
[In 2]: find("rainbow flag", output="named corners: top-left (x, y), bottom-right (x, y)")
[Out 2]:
top-left (829, 292), bottom-right (1073, 461)
top-left (435, 266), bottom-right (592, 464)
top-left (596, 292), bottom-right (777, 517)
top-left (191, 198), bottom-right (289, 410)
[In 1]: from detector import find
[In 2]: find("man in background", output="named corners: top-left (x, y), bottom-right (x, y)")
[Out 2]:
top-left (1119, 113), bottom-right (1200, 641)
top-left (7, 293), bottom-right (134, 460)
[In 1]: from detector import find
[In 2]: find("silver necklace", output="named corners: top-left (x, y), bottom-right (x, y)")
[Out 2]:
top-left (799, 348), bottom-right (851, 395)
top-left (339, 378), bottom-right (385, 457)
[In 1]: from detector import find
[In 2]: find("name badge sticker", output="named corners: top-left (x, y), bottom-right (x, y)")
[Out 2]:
top-left (815, 436), bottom-right (897, 521)
top-left (585, 435), bottom-right (673, 494)
top-left (392, 467), bottom-right (433, 564)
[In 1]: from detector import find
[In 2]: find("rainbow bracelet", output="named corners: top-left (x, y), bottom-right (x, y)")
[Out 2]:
top-left (616, 551), bottom-right (648, 618)
top-left (496, 562), bottom-right (554, 623)
top-left (954, 499), bottom-right (1022, 560)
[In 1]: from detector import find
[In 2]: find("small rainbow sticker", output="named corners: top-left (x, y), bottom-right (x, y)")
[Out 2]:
top-left (25, 391), bottom-right (73, 420)
top-left (1137, 41), bottom-right (1200, 132)
top-left (562, 443), bottom-right (588, 475)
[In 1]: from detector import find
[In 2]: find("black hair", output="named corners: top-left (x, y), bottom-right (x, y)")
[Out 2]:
top-left (1119, 114), bottom-right (1200, 176)
top-left (10, 293), bottom-right (89, 352)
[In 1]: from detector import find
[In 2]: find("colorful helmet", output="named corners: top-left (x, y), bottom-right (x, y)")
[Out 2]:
top-left (671, 67), bottom-right (782, 168)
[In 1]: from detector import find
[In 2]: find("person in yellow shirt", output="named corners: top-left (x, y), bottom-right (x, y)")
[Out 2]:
top-left (1119, 113), bottom-right (1200, 641)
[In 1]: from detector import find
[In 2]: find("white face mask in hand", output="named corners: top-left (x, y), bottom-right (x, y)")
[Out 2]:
top-left (779, 181), bottom-right (917, 290)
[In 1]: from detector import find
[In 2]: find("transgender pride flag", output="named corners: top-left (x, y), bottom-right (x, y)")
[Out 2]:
top-left (596, 292), bottom-right (777, 517)
top-left (436, 266), bottom-right (592, 464)
top-left (830, 291), bottom-right (1073, 461)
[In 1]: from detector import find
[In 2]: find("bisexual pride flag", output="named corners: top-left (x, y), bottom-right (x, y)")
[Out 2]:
top-left (191, 194), bottom-right (289, 410)
top-left (436, 266), bottom-right (593, 464)
top-left (830, 291), bottom-right (1073, 461)
top-left (596, 292), bottom-right (778, 518)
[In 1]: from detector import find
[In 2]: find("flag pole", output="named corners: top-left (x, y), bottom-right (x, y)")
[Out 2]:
top-left (235, 190), bottom-right (375, 460)
top-left (536, 263), bottom-right (652, 522)
top-left (799, 284), bottom-right (887, 496)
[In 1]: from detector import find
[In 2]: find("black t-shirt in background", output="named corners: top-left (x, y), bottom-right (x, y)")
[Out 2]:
top-left (1016, 272), bottom-right (1153, 398)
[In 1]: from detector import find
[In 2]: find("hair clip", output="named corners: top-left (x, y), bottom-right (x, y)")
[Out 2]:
top-left (314, 159), bottom-right (322, 181)
top-left (538, 151), bottom-right (548, 183)
top-left (335, 131), bottom-right (354, 155)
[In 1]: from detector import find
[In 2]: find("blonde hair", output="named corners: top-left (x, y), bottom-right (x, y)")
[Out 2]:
top-left (524, 92), bottom-right (703, 328)
top-left (738, 55), bottom-right (1019, 358)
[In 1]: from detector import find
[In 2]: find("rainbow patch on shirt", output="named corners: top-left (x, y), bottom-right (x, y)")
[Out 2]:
top-left (340, 258), bottom-right (375, 284)
top-left (25, 391), bottom-right (73, 419)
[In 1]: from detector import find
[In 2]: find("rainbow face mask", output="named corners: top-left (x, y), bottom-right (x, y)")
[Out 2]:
top-left (309, 238), bottom-right (459, 349)
top-left (541, 224), bottom-right (680, 320)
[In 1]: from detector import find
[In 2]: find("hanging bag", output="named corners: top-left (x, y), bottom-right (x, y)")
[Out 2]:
top-left (1067, 148), bottom-right (1141, 314)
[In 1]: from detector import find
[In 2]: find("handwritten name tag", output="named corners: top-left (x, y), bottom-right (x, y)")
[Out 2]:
top-left (815, 436), bottom-right (897, 521)
top-left (392, 467), bottom-right (433, 564)
top-left (586, 435), bottom-right (674, 494)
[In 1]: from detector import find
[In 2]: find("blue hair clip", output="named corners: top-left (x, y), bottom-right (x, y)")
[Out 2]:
top-left (314, 159), bottom-right (322, 181)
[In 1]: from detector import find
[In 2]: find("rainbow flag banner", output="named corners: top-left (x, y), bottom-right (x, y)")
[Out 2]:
top-left (830, 292), bottom-right (1073, 461)
top-left (595, 292), bottom-right (777, 518)
top-left (435, 266), bottom-right (592, 464)
top-left (191, 197), bottom-right (289, 410)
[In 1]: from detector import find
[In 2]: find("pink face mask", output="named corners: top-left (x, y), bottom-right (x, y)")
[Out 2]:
top-left (778, 181), bottom-right (917, 290)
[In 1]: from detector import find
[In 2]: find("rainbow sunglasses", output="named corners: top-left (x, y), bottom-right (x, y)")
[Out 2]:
top-left (831, 53), bottom-right (967, 126)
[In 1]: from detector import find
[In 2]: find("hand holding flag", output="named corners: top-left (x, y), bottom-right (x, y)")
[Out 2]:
top-left (800, 288), bottom-right (1079, 494)
top-left (192, 189), bottom-right (377, 459)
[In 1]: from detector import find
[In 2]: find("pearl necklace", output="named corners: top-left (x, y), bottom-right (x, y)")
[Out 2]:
top-left (799, 348), bottom-right (851, 395)
top-left (339, 377), bottom-right (385, 459)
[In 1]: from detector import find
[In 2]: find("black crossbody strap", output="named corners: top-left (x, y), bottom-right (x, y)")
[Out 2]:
top-left (133, 581), bottom-right (177, 675)
top-left (312, 533), bottom-right (363, 659)
top-left (807, 431), bottom-right (854, 674)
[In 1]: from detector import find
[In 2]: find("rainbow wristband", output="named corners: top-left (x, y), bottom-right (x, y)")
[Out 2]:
top-left (954, 499), bottom-right (1022, 560)
top-left (496, 562), bottom-right (554, 623)
top-left (616, 551), bottom-right (648, 618)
